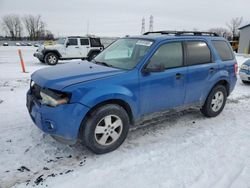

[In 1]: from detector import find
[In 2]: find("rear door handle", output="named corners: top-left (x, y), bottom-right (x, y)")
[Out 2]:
top-left (75, 47), bottom-right (79, 48)
top-left (176, 73), bottom-right (182, 79)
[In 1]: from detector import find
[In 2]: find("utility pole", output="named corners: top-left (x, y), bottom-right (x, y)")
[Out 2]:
top-left (86, 20), bottom-right (89, 36)
top-left (141, 17), bottom-right (145, 34)
top-left (149, 15), bottom-right (153, 32)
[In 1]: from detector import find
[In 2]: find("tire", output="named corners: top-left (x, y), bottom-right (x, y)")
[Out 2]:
top-left (82, 104), bottom-right (130, 154)
top-left (45, 53), bottom-right (58, 65)
top-left (87, 51), bottom-right (99, 61)
top-left (201, 85), bottom-right (227, 117)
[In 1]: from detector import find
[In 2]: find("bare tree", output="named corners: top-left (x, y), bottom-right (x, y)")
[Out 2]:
top-left (226, 17), bottom-right (243, 38)
top-left (1, 14), bottom-right (23, 39)
top-left (208, 27), bottom-right (230, 37)
top-left (23, 15), bottom-right (46, 40)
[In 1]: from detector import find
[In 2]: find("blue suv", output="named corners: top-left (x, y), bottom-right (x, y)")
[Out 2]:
top-left (27, 31), bottom-right (237, 154)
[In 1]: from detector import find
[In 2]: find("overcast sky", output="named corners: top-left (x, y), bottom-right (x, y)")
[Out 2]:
top-left (0, 0), bottom-right (249, 37)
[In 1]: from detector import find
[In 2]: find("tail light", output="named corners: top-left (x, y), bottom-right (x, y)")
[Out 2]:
top-left (234, 63), bottom-right (238, 75)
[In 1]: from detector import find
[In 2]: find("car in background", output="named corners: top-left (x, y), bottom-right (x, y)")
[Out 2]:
top-left (3, 42), bottom-right (8, 46)
top-left (34, 43), bottom-right (40, 47)
top-left (33, 36), bottom-right (104, 65)
top-left (239, 59), bottom-right (250, 84)
top-left (15, 42), bottom-right (21, 46)
top-left (27, 31), bottom-right (237, 154)
top-left (27, 43), bottom-right (32, 46)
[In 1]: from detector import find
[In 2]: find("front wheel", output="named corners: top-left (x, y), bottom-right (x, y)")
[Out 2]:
top-left (201, 85), bottom-right (227, 117)
top-left (45, 53), bottom-right (58, 65)
top-left (82, 104), bottom-right (130, 154)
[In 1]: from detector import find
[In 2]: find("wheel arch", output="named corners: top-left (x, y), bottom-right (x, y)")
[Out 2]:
top-left (213, 80), bottom-right (230, 96)
top-left (44, 50), bottom-right (62, 58)
top-left (78, 99), bottom-right (134, 139)
top-left (87, 49), bottom-right (101, 58)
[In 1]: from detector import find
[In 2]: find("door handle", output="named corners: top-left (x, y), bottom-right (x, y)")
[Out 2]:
top-left (75, 47), bottom-right (79, 48)
top-left (176, 73), bottom-right (182, 79)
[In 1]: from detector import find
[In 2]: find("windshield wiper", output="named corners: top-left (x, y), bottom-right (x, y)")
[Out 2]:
top-left (92, 60), bottom-right (113, 67)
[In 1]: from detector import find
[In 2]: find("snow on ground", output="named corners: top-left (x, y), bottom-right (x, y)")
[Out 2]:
top-left (0, 46), bottom-right (250, 188)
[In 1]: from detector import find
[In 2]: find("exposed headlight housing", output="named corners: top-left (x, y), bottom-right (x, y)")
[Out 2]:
top-left (30, 80), bottom-right (35, 88)
top-left (40, 89), bottom-right (70, 107)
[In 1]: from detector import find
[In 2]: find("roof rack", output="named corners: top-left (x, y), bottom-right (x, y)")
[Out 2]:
top-left (143, 31), bottom-right (219, 37)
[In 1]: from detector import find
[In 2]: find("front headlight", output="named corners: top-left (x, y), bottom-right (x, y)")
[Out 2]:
top-left (40, 89), bottom-right (70, 107)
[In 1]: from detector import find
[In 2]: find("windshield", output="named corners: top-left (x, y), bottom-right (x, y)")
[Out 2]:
top-left (56, 38), bottom-right (66, 45)
top-left (94, 38), bottom-right (153, 70)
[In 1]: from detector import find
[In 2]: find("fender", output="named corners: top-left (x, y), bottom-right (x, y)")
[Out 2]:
top-left (66, 85), bottom-right (139, 119)
top-left (203, 70), bottom-right (230, 103)
top-left (87, 49), bottom-right (101, 57)
top-left (43, 49), bottom-right (62, 58)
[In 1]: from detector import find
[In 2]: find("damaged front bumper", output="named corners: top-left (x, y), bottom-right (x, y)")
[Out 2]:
top-left (26, 89), bottom-right (90, 143)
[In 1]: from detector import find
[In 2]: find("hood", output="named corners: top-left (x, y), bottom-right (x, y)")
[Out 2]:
top-left (243, 59), bottom-right (250, 66)
top-left (45, 44), bottom-right (64, 49)
top-left (31, 61), bottom-right (125, 90)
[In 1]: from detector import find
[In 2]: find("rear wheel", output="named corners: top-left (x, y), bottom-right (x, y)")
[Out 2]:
top-left (82, 104), bottom-right (130, 154)
top-left (87, 51), bottom-right (99, 61)
top-left (201, 85), bottom-right (227, 117)
top-left (45, 53), bottom-right (58, 65)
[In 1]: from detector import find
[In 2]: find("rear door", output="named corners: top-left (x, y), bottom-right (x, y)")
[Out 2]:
top-left (79, 38), bottom-right (90, 57)
top-left (212, 40), bottom-right (237, 92)
top-left (139, 41), bottom-right (187, 115)
top-left (184, 40), bottom-right (218, 105)
top-left (65, 38), bottom-right (82, 58)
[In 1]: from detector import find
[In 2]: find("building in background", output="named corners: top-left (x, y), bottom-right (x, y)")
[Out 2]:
top-left (238, 24), bottom-right (250, 54)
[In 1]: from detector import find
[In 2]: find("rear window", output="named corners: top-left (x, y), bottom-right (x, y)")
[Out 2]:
top-left (90, 38), bottom-right (101, 47)
top-left (212, 40), bottom-right (234, 61)
top-left (186, 41), bottom-right (211, 66)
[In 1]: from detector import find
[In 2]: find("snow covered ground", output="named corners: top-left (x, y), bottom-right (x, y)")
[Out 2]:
top-left (0, 46), bottom-right (250, 188)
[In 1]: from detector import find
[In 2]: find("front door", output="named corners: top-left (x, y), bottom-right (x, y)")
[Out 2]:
top-left (139, 41), bottom-right (187, 115)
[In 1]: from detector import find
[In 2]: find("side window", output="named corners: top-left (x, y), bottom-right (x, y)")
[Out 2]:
top-left (68, 38), bottom-right (78, 46)
top-left (186, 41), bottom-right (211, 66)
top-left (212, 40), bottom-right (234, 61)
top-left (148, 42), bottom-right (183, 69)
top-left (80, 39), bottom-right (89, 46)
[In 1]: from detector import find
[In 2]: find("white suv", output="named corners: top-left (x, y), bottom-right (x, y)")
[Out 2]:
top-left (34, 36), bottom-right (104, 65)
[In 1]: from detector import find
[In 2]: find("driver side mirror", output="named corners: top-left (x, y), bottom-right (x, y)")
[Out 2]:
top-left (142, 62), bottom-right (165, 73)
